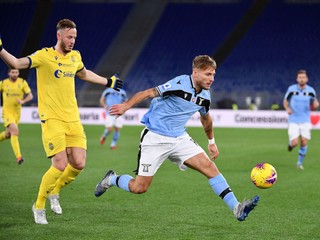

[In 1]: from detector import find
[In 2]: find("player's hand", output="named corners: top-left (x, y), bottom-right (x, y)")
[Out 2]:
top-left (109, 103), bottom-right (127, 117)
top-left (0, 35), bottom-right (3, 52)
top-left (106, 73), bottom-right (123, 91)
top-left (286, 108), bottom-right (292, 115)
top-left (17, 99), bottom-right (24, 105)
top-left (208, 143), bottom-right (219, 160)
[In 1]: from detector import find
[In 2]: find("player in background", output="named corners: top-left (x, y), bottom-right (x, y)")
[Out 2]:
top-left (99, 85), bottom-right (127, 149)
top-left (0, 19), bottom-right (123, 224)
top-left (95, 55), bottom-right (259, 221)
top-left (0, 69), bottom-right (33, 164)
top-left (283, 70), bottom-right (319, 170)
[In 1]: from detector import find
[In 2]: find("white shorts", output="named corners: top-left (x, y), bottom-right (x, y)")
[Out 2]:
top-left (105, 114), bottom-right (123, 128)
top-left (135, 128), bottom-right (205, 176)
top-left (288, 122), bottom-right (312, 141)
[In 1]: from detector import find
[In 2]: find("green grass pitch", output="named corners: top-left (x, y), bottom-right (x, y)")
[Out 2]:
top-left (0, 124), bottom-right (319, 240)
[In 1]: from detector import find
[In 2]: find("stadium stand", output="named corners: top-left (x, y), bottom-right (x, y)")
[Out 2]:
top-left (212, 0), bottom-right (320, 108)
top-left (124, 1), bottom-right (252, 100)
top-left (0, 1), bottom-right (37, 82)
top-left (1, 0), bottom-right (319, 109)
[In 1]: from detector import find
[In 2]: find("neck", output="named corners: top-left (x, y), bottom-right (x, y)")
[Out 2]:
top-left (54, 44), bottom-right (68, 56)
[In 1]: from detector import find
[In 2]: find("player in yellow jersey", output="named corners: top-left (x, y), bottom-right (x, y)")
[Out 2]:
top-left (0, 69), bottom-right (33, 164)
top-left (0, 19), bottom-right (123, 224)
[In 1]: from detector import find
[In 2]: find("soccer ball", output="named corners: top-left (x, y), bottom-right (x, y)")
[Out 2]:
top-left (250, 163), bottom-right (277, 189)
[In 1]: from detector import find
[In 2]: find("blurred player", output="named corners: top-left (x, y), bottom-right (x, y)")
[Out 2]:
top-left (0, 19), bottom-right (123, 224)
top-left (99, 86), bottom-right (127, 149)
top-left (283, 70), bottom-right (319, 170)
top-left (95, 55), bottom-right (259, 221)
top-left (0, 69), bottom-right (33, 164)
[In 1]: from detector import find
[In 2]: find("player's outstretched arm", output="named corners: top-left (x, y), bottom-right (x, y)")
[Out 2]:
top-left (0, 35), bottom-right (30, 69)
top-left (77, 68), bottom-right (123, 91)
top-left (109, 88), bottom-right (159, 116)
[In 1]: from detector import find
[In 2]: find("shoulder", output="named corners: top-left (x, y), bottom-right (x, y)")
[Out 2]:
top-left (29, 47), bottom-right (50, 58)
top-left (306, 85), bottom-right (316, 92)
top-left (71, 49), bottom-right (82, 58)
top-left (120, 89), bottom-right (127, 94)
top-left (168, 75), bottom-right (190, 87)
top-left (287, 84), bottom-right (297, 90)
top-left (200, 89), bottom-right (211, 99)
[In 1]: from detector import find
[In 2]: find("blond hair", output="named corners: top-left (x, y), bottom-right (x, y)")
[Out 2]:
top-left (192, 55), bottom-right (216, 70)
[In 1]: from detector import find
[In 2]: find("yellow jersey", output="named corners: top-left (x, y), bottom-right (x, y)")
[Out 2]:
top-left (0, 77), bottom-right (31, 113)
top-left (28, 47), bottom-right (84, 121)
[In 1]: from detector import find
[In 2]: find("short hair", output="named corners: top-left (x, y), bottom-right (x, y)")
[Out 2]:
top-left (296, 69), bottom-right (307, 78)
top-left (192, 55), bottom-right (217, 70)
top-left (56, 19), bottom-right (76, 31)
top-left (8, 68), bottom-right (19, 73)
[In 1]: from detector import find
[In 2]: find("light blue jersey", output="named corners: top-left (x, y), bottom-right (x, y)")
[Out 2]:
top-left (141, 75), bottom-right (211, 137)
top-left (101, 88), bottom-right (127, 115)
top-left (284, 84), bottom-right (316, 123)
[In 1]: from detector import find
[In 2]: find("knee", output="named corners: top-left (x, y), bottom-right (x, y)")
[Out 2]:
top-left (291, 139), bottom-right (299, 147)
top-left (71, 161), bottom-right (86, 170)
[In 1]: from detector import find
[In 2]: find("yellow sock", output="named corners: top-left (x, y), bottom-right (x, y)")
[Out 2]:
top-left (10, 135), bottom-right (21, 159)
top-left (0, 131), bottom-right (6, 142)
top-left (50, 164), bottom-right (82, 195)
top-left (35, 166), bottom-right (63, 209)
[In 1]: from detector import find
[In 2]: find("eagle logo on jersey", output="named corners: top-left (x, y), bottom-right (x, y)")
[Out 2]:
top-left (142, 164), bottom-right (151, 172)
top-left (48, 143), bottom-right (54, 150)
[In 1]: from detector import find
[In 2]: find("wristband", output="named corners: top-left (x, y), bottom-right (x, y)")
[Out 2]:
top-left (106, 78), bottom-right (112, 87)
top-left (208, 138), bottom-right (215, 145)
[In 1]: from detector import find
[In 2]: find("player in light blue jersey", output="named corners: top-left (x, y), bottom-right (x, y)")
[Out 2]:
top-left (283, 70), bottom-right (319, 170)
top-left (99, 87), bottom-right (127, 149)
top-left (94, 55), bottom-right (259, 221)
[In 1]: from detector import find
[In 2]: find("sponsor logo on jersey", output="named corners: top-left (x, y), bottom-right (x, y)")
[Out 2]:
top-left (54, 70), bottom-right (75, 78)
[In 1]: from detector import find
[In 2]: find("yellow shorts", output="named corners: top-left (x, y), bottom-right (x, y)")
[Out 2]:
top-left (41, 119), bottom-right (87, 157)
top-left (2, 109), bottom-right (20, 127)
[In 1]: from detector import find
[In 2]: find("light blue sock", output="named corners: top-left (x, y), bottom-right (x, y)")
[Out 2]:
top-left (111, 131), bottom-right (120, 146)
top-left (208, 174), bottom-right (239, 210)
top-left (110, 174), bottom-right (133, 192)
top-left (298, 146), bottom-right (307, 165)
top-left (102, 129), bottom-right (110, 138)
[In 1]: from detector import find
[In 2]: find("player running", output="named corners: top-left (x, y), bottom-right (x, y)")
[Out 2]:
top-left (95, 55), bottom-right (259, 221)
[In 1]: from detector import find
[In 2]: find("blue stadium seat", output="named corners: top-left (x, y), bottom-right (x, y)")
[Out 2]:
top-left (216, 0), bottom-right (320, 97)
top-left (124, 2), bottom-right (252, 95)
top-left (0, 1), bottom-right (37, 81)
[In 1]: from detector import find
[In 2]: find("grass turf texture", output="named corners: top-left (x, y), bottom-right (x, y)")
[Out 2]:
top-left (0, 124), bottom-right (319, 240)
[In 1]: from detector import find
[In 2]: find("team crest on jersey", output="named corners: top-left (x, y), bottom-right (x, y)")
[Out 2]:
top-left (48, 143), bottom-right (54, 150)
top-left (191, 97), bottom-right (196, 103)
top-left (71, 56), bottom-right (75, 62)
top-left (55, 56), bottom-right (58, 61)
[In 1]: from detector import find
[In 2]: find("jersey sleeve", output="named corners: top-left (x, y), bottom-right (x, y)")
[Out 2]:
top-left (22, 79), bottom-right (32, 94)
top-left (156, 78), bottom-right (178, 96)
top-left (0, 80), bottom-right (2, 91)
top-left (75, 50), bottom-right (85, 72)
top-left (101, 89), bottom-right (108, 98)
top-left (28, 48), bottom-right (45, 69)
top-left (284, 86), bottom-right (292, 100)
